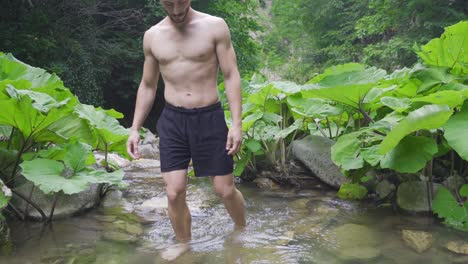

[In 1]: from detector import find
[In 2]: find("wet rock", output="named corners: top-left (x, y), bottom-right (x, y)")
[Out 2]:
top-left (124, 159), bottom-right (161, 173)
top-left (443, 175), bottom-right (465, 192)
top-left (10, 179), bottom-right (102, 220)
top-left (446, 241), bottom-right (468, 255)
top-left (314, 205), bottom-right (339, 218)
top-left (396, 181), bottom-right (442, 213)
top-left (376, 180), bottom-right (396, 200)
top-left (289, 198), bottom-right (310, 211)
top-left (276, 230), bottom-right (295, 245)
top-left (135, 196), bottom-right (168, 214)
top-left (101, 189), bottom-right (123, 208)
top-left (94, 152), bottom-right (131, 169)
top-left (112, 220), bottom-right (143, 236)
top-left (332, 223), bottom-right (379, 249)
top-left (339, 247), bottom-right (380, 261)
top-left (94, 215), bottom-right (117, 222)
top-left (401, 230), bottom-right (433, 253)
top-left (102, 230), bottom-right (138, 243)
top-left (331, 224), bottom-right (381, 261)
top-left (253, 178), bottom-right (280, 190)
top-left (138, 144), bottom-right (160, 160)
top-left (141, 130), bottom-right (158, 145)
top-left (289, 135), bottom-right (349, 189)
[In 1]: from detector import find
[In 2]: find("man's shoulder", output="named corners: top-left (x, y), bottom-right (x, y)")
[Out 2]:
top-left (145, 20), bottom-right (168, 37)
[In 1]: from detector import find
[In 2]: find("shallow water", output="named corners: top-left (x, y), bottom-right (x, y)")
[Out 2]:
top-left (1, 170), bottom-right (467, 264)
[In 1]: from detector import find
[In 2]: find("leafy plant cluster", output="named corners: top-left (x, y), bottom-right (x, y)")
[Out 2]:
top-left (232, 21), bottom-right (468, 230)
top-left (0, 53), bottom-right (130, 221)
top-left (262, 0), bottom-right (467, 82)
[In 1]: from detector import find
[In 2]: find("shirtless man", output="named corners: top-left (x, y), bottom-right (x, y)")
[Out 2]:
top-left (126, 0), bottom-right (246, 260)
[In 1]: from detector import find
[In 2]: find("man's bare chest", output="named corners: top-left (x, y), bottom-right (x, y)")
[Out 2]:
top-left (153, 31), bottom-right (216, 65)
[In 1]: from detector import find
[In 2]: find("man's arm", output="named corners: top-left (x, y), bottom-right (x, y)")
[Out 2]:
top-left (214, 18), bottom-right (242, 155)
top-left (127, 29), bottom-right (160, 159)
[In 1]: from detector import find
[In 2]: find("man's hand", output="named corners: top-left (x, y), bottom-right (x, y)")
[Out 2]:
top-left (226, 126), bottom-right (242, 155)
top-left (127, 129), bottom-right (141, 159)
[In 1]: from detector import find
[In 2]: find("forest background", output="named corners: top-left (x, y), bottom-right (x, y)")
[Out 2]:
top-left (2, 0), bottom-right (466, 130)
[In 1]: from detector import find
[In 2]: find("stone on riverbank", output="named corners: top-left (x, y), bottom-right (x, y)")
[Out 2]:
top-left (376, 180), bottom-right (396, 200)
top-left (397, 181), bottom-right (442, 213)
top-left (401, 230), bottom-right (433, 253)
top-left (289, 135), bottom-right (348, 189)
top-left (10, 179), bottom-right (101, 220)
top-left (446, 241), bottom-right (468, 255)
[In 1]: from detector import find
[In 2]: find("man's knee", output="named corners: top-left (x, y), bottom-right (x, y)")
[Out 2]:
top-left (166, 186), bottom-right (186, 204)
top-left (214, 184), bottom-right (236, 200)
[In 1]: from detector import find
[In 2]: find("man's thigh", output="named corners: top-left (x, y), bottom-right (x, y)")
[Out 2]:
top-left (211, 172), bottom-right (236, 193)
top-left (163, 169), bottom-right (188, 193)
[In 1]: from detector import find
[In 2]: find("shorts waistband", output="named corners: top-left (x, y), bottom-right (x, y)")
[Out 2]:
top-left (164, 101), bottom-right (222, 114)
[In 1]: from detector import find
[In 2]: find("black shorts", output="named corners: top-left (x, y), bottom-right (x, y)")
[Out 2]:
top-left (156, 101), bottom-right (234, 177)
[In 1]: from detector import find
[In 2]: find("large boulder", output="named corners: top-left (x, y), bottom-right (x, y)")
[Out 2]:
top-left (10, 179), bottom-right (102, 220)
top-left (397, 181), bottom-right (442, 213)
top-left (289, 135), bottom-right (348, 189)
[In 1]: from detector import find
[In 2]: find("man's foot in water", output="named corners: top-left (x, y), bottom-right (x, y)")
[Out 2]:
top-left (160, 242), bottom-right (190, 261)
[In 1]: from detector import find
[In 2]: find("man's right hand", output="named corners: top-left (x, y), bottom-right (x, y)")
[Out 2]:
top-left (127, 129), bottom-right (141, 159)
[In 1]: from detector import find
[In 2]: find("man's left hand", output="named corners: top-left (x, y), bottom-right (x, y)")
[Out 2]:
top-left (226, 126), bottom-right (242, 155)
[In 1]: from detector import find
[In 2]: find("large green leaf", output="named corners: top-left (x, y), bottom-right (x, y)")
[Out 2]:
top-left (360, 145), bottom-right (383, 166)
top-left (416, 21), bottom-right (468, 76)
top-left (410, 65), bottom-right (458, 94)
top-left (380, 136), bottom-right (438, 173)
top-left (20, 159), bottom-right (96, 194)
top-left (74, 104), bottom-right (129, 157)
top-left (443, 104), bottom-right (468, 160)
top-left (412, 90), bottom-right (466, 108)
top-left (380, 97), bottom-right (412, 113)
top-left (303, 64), bottom-right (387, 108)
top-left (432, 187), bottom-right (468, 231)
top-left (0, 53), bottom-right (65, 90)
top-left (242, 111), bottom-right (263, 132)
top-left (379, 104), bottom-right (452, 154)
top-left (20, 158), bottom-right (125, 195)
top-left (0, 97), bottom-right (71, 143)
top-left (274, 118), bottom-right (303, 140)
top-left (331, 132), bottom-right (364, 170)
top-left (6, 85), bottom-right (71, 113)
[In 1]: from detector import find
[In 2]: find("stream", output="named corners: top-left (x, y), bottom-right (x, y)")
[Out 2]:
top-left (1, 165), bottom-right (467, 264)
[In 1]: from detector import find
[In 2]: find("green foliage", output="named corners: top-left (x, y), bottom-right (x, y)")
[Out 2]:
top-left (416, 21), bottom-right (468, 76)
top-left (20, 140), bottom-right (126, 195)
top-left (432, 186), bottom-right (468, 232)
top-left (443, 103), bottom-right (468, 161)
top-left (0, 53), bottom-right (129, 217)
top-left (263, 0), bottom-right (467, 82)
top-left (338, 183), bottom-right (368, 200)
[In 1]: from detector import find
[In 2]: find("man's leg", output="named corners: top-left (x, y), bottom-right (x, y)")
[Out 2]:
top-left (212, 173), bottom-right (246, 227)
top-left (163, 169), bottom-right (191, 242)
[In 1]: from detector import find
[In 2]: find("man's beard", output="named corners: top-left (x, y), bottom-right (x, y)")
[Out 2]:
top-left (166, 6), bottom-right (190, 24)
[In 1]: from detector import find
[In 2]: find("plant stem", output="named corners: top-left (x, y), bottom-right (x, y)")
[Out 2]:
top-left (11, 188), bottom-right (47, 221)
top-left (314, 119), bottom-right (328, 138)
top-left (426, 159), bottom-right (434, 211)
top-left (24, 185), bottom-right (35, 216)
top-left (7, 127), bottom-right (15, 150)
top-left (7, 201), bottom-right (24, 220)
top-left (48, 193), bottom-right (59, 222)
top-left (326, 117), bottom-right (332, 138)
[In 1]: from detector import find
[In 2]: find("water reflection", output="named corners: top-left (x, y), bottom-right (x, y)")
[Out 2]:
top-left (1, 172), bottom-right (466, 263)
